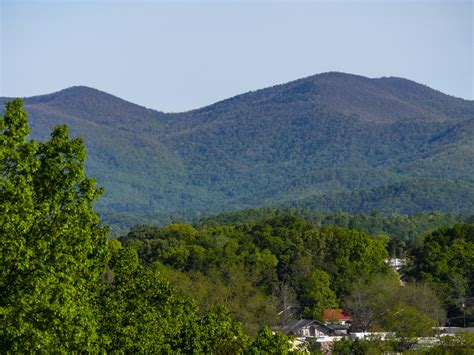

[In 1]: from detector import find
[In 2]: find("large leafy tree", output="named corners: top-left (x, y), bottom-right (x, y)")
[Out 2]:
top-left (407, 224), bottom-right (474, 325)
top-left (410, 224), bottom-right (474, 294)
top-left (344, 272), bottom-right (443, 351)
top-left (0, 99), bottom-right (109, 352)
top-left (385, 305), bottom-right (436, 351)
top-left (300, 269), bottom-right (338, 319)
top-left (99, 245), bottom-right (204, 352)
top-left (317, 226), bottom-right (389, 297)
top-left (250, 326), bottom-right (293, 354)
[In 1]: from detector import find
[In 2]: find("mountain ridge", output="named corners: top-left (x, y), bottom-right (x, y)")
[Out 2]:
top-left (1, 72), bottom-right (473, 230)
top-left (6, 71), bottom-right (472, 114)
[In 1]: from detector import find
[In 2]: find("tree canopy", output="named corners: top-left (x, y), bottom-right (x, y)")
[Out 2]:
top-left (0, 99), bottom-right (292, 352)
top-left (0, 99), bottom-right (109, 351)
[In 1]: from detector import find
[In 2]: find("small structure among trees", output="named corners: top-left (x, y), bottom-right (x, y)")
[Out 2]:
top-left (272, 319), bottom-right (348, 339)
top-left (322, 308), bottom-right (353, 326)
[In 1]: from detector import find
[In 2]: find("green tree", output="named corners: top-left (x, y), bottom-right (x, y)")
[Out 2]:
top-left (301, 269), bottom-right (338, 319)
top-left (98, 246), bottom-right (200, 352)
top-left (0, 99), bottom-right (109, 352)
top-left (345, 273), bottom-right (444, 334)
top-left (249, 326), bottom-right (293, 354)
top-left (426, 332), bottom-right (474, 355)
top-left (384, 305), bottom-right (435, 351)
top-left (407, 224), bottom-right (474, 325)
top-left (186, 305), bottom-right (253, 354)
top-left (318, 226), bottom-right (389, 297)
top-left (332, 335), bottom-right (393, 354)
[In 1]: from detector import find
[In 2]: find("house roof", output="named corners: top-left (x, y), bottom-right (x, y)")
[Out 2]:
top-left (441, 327), bottom-right (474, 334)
top-left (322, 309), bottom-right (352, 321)
top-left (272, 319), bottom-right (334, 335)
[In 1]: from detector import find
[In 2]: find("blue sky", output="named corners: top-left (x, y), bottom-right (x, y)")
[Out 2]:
top-left (1, 0), bottom-right (472, 112)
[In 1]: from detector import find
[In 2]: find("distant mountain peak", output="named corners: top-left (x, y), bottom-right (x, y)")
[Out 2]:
top-left (25, 85), bottom-right (123, 104)
top-left (22, 85), bottom-right (166, 118)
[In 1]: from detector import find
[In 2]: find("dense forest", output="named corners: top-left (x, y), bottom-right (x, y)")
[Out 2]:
top-left (197, 207), bottom-right (474, 241)
top-left (0, 99), bottom-right (292, 352)
top-left (119, 217), bottom-right (474, 330)
top-left (3, 72), bottom-right (473, 232)
top-left (1, 100), bottom-right (473, 353)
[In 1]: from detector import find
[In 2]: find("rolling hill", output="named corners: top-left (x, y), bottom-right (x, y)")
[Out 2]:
top-left (1, 72), bottom-right (473, 230)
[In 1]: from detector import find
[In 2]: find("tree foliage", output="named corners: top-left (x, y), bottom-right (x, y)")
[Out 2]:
top-left (300, 270), bottom-right (338, 319)
top-left (407, 224), bottom-right (474, 326)
top-left (0, 100), bottom-right (293, 353)
top-left (120, 216), bottom-right (389, 333)
top-left (427, 332), bottom-right (474, 355)
top-left (344, 273), bottom-right (445, 351)
top-left (0, 99), bottom-right (109, 351)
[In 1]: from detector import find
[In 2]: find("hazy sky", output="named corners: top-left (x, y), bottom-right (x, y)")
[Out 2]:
top-left (1, 0), bottom-right (472, 112)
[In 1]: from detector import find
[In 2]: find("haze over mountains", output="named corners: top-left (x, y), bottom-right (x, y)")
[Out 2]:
top-left (2, 72), bottom-right (473, 230)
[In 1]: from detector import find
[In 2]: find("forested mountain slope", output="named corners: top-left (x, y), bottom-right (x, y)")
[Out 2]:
top-left (285, 179), bottom-right (474, 214)
top-left (2, 72), bottom-right (473, 228)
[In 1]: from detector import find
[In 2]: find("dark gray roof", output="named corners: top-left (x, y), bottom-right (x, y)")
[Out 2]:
top-left (442, 327), bottom-right (474, 334)
top-left (272, 319), bottom-right (333, 335)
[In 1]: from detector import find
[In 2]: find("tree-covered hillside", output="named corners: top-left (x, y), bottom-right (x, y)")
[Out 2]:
top-left (285, 178), bottom-right (474, 215)
top-left (2, 72), bottom-right (473, 230)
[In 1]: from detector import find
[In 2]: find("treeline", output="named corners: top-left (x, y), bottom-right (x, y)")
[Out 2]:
top-left (197, 207), bottom-right (474, 242)
top-left (101, 188), bottom-right (474, 235)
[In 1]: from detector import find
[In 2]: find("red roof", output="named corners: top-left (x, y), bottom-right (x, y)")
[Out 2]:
top-left (322, 309), bottom-right (352, 321)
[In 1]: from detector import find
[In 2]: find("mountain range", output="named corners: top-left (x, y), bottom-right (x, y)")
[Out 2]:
top-left (2, 72), bottom-right (473, 231)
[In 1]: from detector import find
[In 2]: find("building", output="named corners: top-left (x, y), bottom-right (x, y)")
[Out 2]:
top-left (384, 258), bottom-right (406, 272)
top-left (273, 319), bottom-right (348, 339)
top-left (322, 309), bottom-right (353, 325)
